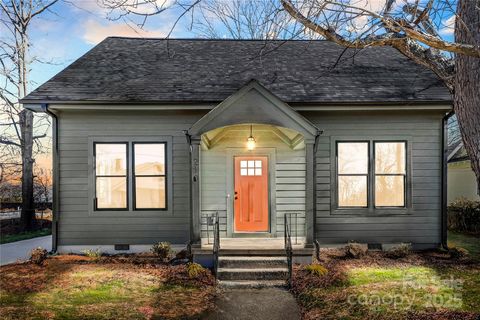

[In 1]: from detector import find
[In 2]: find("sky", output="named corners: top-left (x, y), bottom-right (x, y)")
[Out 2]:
top-left (29, 0), bottom-right (197, 92)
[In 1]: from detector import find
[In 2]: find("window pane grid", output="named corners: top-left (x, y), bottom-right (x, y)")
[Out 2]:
top-left (240, 159), bottom-right (263, 176)
top-left (336, 141), bottom-right (407, 210)
top-left (94, 143), bottom-right (128, 210)
top-left (133, 142), bottom-right (167, 210)
top-left (374, 142), bottom-right (406, 208)
top-left (336, 142), bottom-right (369, 208)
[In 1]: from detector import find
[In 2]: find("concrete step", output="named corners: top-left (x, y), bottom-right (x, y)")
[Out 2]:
top-left (218, 248), bottom-right (312, 257)
top-left (219, 256), bottom-right (287, 269)
top-left (218, 280), bottom-right (287, 289)
top-left (217, 267), bottom-right (288, 281)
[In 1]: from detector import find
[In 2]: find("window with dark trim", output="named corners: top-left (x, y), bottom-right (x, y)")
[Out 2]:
top-left (133, 142), bottom-right (167, 210)
top-left (336, 140), bottom-right (407, 209)
top-left (336, 142), bottom-right (369, 207)
top-left (374, 142), bottom-right (406, 207)
top-left (94, 143), bottom-right (128, 210)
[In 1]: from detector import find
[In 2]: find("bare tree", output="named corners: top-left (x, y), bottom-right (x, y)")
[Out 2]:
top-left (280, 0), bottom-right (479, 190)
top-left (193, 0), bottom-right (307, 39)
top-left (0, 0), bottom-right (59, 230)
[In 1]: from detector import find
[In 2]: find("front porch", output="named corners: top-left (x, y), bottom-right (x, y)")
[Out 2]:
top-left (185, 81), bottom-right (319, 271)
top-left (187, 80), bottom-right (319, 243)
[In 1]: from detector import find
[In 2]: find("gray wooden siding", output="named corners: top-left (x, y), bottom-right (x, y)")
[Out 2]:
top-left (200, 132), bottom-right (306, 238)
top-left (57, 109), bottom-right (205, 246)
top-left (56, 107), bottom-right (444, 248)
top-left (303, 110), bottom-right (444, 246)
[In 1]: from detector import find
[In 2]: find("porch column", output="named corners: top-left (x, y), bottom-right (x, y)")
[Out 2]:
top-left (190, 136), bottom-right (201, 244)
top-left (305, 140), bottom-right (316, 245)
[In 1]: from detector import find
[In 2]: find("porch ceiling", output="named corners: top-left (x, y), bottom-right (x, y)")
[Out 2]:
top-left (201, 124), bottom-right (304, 150)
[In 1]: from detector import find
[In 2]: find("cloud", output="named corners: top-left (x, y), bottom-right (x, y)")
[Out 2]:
top-left (439, 15), bottom-right (455, 36)
top-left (347, 0), bottom-right (387, 33)
top-left (82, 19), bottom-right (170, 44)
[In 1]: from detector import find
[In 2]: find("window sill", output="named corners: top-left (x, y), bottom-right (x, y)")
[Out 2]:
top-left (331, 208), bottom-right (412, 216)
top-left (90, 209), bottom-right (173, 217)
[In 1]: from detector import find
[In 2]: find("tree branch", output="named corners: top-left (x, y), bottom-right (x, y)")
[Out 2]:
top-left (281, 0), bottom-right (455, 92)
top-left (281, 0), bottom-right (480, 57)
top-left (0, 137), bottom-right (21, 147)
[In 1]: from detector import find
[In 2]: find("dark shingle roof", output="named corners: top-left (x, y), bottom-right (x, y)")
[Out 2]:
top-left (22, 37), bottom-right (452, 104)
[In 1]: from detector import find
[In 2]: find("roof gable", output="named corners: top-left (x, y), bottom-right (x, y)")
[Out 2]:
top-left (189, 80), bottom-right (319, 139)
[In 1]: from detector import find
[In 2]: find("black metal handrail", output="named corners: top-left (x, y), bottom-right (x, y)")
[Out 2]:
top-left (284, 214), bottom-right (293, 287)
top-left (213, 211), bottom-right (220, 278)
top-left (285, 212), bottom-right (303, 245)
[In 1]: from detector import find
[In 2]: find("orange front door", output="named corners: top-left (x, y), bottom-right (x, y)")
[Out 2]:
top-left (234, 156), bottom-right (269, 232)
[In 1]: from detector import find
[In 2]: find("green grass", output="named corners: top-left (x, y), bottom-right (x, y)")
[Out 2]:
top-left (347, 266), bottom-right (462, 312)
top-left (448, 231), bottom-right (480, 261)
top-left (0, 228), bottom-right (51, 244)
top-left (0, 259), bottom-right (215, 320)
top-left (295, 256), bottom-right (480, 319)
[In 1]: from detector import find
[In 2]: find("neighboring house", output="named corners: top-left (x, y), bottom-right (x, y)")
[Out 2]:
top-left (448, 141), bottom-right (480, 203)
top-left (22, 38), bottom-right (453, 263)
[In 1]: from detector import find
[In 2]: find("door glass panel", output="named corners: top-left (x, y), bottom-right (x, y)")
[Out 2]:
top-left (248, 168), bottom-right (255, 175)
top-left (248, 160), bottom-right (255, 167)
top-left (240, 168), bottom-right (247, 176)
top-left (255, 160), bottom-right (262, 168)
top-left (255, 168), bottom-right (262, 176)
top-left (240, 160), bottom-right (247, 168)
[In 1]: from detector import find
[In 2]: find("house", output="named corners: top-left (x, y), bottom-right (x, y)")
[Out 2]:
top-left (22, 38), bottom-right (452, 266)
top-left (448, 141), bottom-right (480, 203)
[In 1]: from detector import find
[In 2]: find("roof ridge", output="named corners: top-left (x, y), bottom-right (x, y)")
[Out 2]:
top-left (105, 36), bottom-right (331, 42)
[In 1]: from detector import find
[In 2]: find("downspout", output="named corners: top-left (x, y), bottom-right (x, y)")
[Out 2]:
top-left (43, 104), bottom-right (59, 253)
top-left (441, 111), bottom-right (454, 250)
top-left (313, 129), bottom-right (323, 259)
top-left (183, 130), bottom-right (194, 243)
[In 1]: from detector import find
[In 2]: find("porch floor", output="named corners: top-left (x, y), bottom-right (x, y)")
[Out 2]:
top-left (200, 237), bottom-right (307, 250)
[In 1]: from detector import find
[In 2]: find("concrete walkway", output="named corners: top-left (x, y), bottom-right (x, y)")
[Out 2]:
top-left (202, 288), bottom-right (301, 320)
top-left (0, 235), bottom-right (52, 266)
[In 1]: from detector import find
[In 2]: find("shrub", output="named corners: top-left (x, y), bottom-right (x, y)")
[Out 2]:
top-left (291, 262), bottom-right (347, 296)
top-left (449, 247), bottom-right (469, 259)
top-left (447, 198), bottom-right (480, 233)
top-left (186, 262), bottom-right (208, 279)
top-left (82, 249), bottom-right (102, 260)
top-left (151, 242), bottom-right (173, 261)
top-left (385, 243), bottom-right (411, 259)
top-left (344, 243), bottom-right (367, 259)
top-left (164, 265), bottom-right (215, 287)
top-left (304, 264), bottom-right (328, 277)
top-left (30, 247), bottom-right (48, 265)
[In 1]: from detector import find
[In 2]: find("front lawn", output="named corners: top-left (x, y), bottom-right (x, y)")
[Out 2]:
top-left (0, 217), bottom-right (52, 244)
top-left (0, 255), bottom-right (216, 319)
top-left (292, 248), bottom-right (480, 320)
top-left (448, 231), bottom-right (480, 261)
top-left (0, 228), bottom-right (51, 244)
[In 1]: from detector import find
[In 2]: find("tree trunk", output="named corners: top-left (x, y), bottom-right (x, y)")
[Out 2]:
top-left (19, 109), bottom-right (36, 230)
top-left (454, 0), bottom-right (480, 194)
